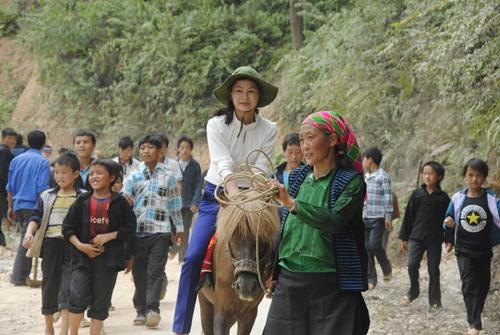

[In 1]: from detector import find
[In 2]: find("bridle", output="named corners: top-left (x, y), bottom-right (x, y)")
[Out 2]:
top-left (226, 237), bottom-right (270, 291)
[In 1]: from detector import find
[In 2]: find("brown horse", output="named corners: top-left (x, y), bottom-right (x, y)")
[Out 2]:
top-left (198, 191), bottom-right (280, 335)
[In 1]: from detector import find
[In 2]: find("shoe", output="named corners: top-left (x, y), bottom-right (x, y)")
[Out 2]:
top-left (108, 304), bottom-right (115, 312)
top-left (383, 272), bottom-right (393, 282)
top-left (400, 296), bottom-right (411, 305)
top-left (467, 328), bottom-right (480, 335)
top-left (146, 311), bottom-right (161, 328)
top-left (12, 281), bottom-right (27, 286)
top-left (428, 304), bottom-right (441, 312)
top-left (368, 282), bottom-right (375, 290)
top-left (79, 318), bottom-right (90, 328)
top-left (133, 313), bottom-right (146, 326)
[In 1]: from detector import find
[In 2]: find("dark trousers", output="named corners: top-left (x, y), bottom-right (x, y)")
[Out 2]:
top-left (364, 217), bottom-right (392, 286)
top-left (133, 233), bottom-right (171, 314)
top-left (169, 208), bottom-right (194, 262)
top-left (11, 209), bottom-right (33, 284)
top-left (264, 269), bottom-right (370, 335)
top-left (457, 254), bottom-right (491, 330)
top-left (0, 192), bottom-right (7, 246)
top-left (69, 255), bottom-right (118, 320)
top-left (0, 219), bottom-right (5, 246)
top-left (41, 238), bottom-right (72, 315)
top-left (407, 239), bottom-right (442, 306)
top-left (178, 208), bottom-right (193, 262)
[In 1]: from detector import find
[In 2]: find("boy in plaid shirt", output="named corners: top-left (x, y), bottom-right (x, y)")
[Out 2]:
top-left (362, 147), bottom-right (393, 289)
top-left (123, 134), bottom-right (183, 329)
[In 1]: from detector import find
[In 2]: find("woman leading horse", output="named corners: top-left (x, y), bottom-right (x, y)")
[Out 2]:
top-left (265, 111), bottom-right (370, 335)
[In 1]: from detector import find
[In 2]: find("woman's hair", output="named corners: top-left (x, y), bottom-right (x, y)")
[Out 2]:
top-left (462, 158), bottom-right (488, 178)
top-left (177, 135), bottom-right (194, 150)
top-left (212, 78), bottom-right (260, 124)
top-left (333, 141), bottom-right (354, 171)
top-left (422, 161), bottom-right (445, 184)
top-left (91, 159), bottom-right (122, 187)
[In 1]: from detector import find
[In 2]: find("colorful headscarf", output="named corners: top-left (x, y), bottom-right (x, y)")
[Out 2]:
top-left (302, 111), bottom-right (363, 173)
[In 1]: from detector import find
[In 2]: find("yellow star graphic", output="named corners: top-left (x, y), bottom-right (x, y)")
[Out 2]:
top-left (467, 211), bottom-right (481, 225)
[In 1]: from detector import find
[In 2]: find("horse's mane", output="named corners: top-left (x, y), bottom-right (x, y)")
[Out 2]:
top-left (216, 190), bottom-right (280, 249)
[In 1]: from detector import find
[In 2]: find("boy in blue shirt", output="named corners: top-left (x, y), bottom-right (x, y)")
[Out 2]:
top-left (7, 130), bottom-right (50, 285)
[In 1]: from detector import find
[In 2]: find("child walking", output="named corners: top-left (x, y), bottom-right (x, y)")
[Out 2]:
top-left (444, 158), bottom-right (499, 335)
top-left (398, 161), bottom-right (450, 310)
top-left (123, 134), bottom-right (183, 329)
top-left (62, 159), bottom-right (136, 335)
top-left (23, 153), bottom-right (84, 335)
top-left (170, 135), bottom-right (202, 263)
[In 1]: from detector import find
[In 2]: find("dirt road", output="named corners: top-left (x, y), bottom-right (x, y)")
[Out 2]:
top-left (0, 243), bottom-right (498, 335)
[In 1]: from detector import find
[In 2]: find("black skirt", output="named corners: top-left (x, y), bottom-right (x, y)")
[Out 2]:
top-left (264, 268), bottom-right (370, 335)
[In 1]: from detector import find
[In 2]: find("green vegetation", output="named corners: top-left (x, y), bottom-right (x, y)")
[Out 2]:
top-left (0, 6), bottom-right (19, 36)
top-left (21, 0), bottom-right (289, 150)
top-left (280, 0), bottom-right (499, 189)
top-left (14, 0), bottom-right (499, 190)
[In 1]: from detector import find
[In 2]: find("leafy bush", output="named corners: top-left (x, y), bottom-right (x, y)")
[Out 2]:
top-left (279, 0), bottom-right (499, 191)
top-left (23, 0), bottom-right (289, 150)
top-left (0, 7), bottom-right (20, 36)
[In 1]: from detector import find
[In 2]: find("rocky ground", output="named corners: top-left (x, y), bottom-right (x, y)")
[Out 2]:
top-left (0, 231), bottom-right (498, 335)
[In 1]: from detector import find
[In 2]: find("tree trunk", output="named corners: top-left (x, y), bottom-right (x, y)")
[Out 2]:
top-left (289, 0), bottom-right (304, 50)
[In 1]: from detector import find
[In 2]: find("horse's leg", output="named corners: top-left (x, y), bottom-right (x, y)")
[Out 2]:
top-left (236, 308), bottom-right (258, 335)
top-left (198, 293), bottom-right (214, 335)
top-left (213, 308), bottom-right (236, 335)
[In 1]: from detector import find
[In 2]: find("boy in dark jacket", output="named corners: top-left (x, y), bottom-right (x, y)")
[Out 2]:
top-left (63, 159), bottom-right (135, 335)
top-left (170, 135), bottom-right (202, 262)
top-left (398, 161), bottom-right (449, 310)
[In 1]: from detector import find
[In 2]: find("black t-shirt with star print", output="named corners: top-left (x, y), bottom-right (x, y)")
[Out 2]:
top-left (456, 192), bottom-right (493, 258)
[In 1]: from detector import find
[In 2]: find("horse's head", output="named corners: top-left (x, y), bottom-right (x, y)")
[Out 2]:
top-left (216, 192), bottom-right (280, 301)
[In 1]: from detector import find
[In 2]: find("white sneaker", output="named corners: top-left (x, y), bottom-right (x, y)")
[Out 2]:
top-left (146, 311), bottom-right (161, 328)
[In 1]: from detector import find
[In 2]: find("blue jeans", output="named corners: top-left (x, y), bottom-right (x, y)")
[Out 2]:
top-left (173, 182), bottom-right (219, 333)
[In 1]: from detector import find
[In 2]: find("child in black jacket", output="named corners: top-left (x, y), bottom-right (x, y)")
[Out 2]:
top-left (398, 161), bottom-right (449, 310)
top-left (63, 159), bottom-right (136, 335)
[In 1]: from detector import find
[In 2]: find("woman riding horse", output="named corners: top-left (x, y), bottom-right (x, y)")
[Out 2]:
top-left (172, 66), bottom-right (278, 335)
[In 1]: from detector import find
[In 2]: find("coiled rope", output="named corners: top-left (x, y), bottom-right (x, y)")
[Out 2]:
top-left (213, 149), bottom-right (280, 292)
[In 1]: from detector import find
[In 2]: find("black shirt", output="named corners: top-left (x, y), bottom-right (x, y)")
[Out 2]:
top-left (399, 185), bottom-right (450, 242)
top-left (455, 192), bottom-right (493, 258)
top-left (0, 144), bottom-right (13, 195)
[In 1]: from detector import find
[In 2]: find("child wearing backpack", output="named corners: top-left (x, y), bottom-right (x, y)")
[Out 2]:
top-left (62, 159), bottom-right (135, 335)
top-left (444, 158), bottom-right (499, 335)
top-left (398, 161), bottom-right (450, 310)
top-left (23, 153), bottom-right (84, 335)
